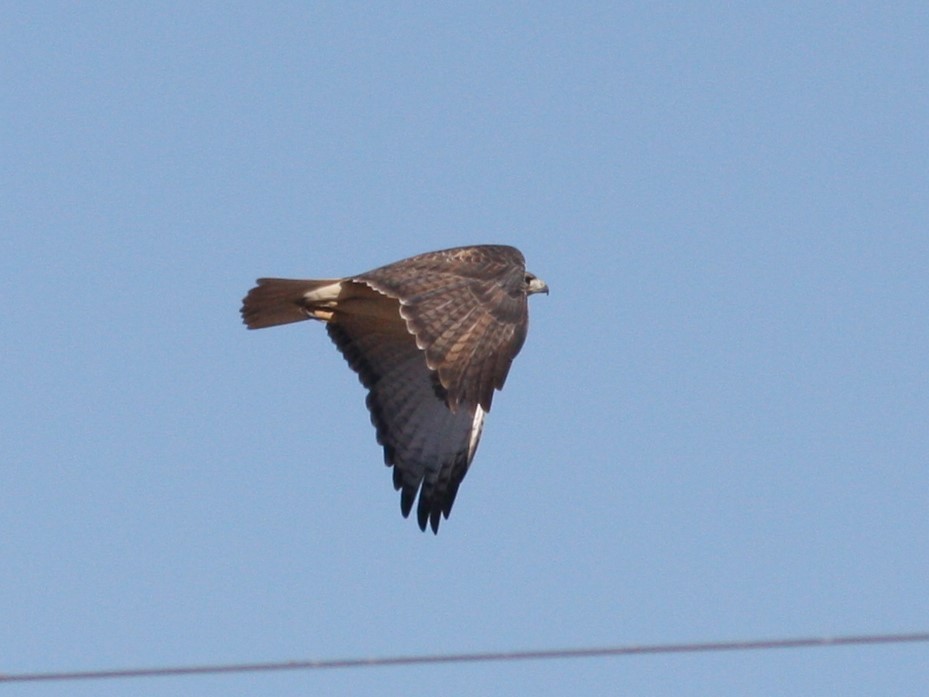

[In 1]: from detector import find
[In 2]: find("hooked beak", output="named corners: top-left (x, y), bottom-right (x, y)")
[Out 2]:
top-left (528, 276), bottom-right (549, 296)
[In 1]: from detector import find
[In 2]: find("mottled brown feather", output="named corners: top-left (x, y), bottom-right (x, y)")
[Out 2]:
top-left (357, 245), bottom-right (530, 411)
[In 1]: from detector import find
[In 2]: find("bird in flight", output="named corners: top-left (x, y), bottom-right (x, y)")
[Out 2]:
top-left (241, 244), bottom-right (548, 533)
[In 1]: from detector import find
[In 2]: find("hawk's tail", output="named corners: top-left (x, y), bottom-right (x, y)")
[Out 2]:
top-left (241, 278), bottom-right (342, 329)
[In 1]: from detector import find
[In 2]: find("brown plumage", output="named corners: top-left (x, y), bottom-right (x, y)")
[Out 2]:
top-left (241, 245), bottom-right (548, 533)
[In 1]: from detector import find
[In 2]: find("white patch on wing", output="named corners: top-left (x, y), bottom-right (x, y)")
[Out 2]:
top-left (468, 405), bottom-right (485, 461)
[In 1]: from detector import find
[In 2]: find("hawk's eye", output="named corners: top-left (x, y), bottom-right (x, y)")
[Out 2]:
top-left (524, 273), bottom-right (535, 286)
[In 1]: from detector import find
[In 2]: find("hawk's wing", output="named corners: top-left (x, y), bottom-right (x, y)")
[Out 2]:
top-left (326, 289), bottom-right (484, 533)
top-left (329, 246), bottom-right (532, 532)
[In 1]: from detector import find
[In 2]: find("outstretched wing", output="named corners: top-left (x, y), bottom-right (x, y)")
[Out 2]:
top-left (325, 288), bottom-right (484, 533)
top-left (331, 246), bottom-right (532, 532)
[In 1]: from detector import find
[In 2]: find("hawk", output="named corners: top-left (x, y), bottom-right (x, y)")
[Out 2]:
top-left (241, 244), bottom-right (547, 533)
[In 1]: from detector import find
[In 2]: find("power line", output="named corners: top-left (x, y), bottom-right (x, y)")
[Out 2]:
top-left (2, 631), bottom-right (926, 684)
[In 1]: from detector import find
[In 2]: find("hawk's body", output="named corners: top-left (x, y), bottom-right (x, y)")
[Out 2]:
top-left (241, 245), bottom-right (547, 532)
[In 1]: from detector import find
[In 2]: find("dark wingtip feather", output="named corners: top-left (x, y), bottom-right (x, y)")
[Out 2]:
top-left (417, 506), bottom-right (430, 532)
top-left (400, 487), bottom-right (416, 519)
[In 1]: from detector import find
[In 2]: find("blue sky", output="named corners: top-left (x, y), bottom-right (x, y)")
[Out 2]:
top-left (2, 3), bottom-right (927, 695)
